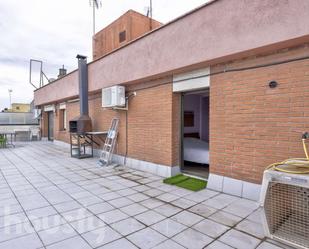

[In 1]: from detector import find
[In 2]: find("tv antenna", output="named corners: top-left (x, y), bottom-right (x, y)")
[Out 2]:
top-left (145, 0), bottom-right (153, 30)
top-left (29, 59), bottom-right (50, 89)
top-left (89, 0), bottom-right (102, 35)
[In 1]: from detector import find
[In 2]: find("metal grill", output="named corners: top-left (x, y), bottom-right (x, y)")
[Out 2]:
top-left (264, 182), bottom-right (309, 248)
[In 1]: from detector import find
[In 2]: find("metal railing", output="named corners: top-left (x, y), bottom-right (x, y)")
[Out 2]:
top-left (0, 112), bottom-right (39, 125)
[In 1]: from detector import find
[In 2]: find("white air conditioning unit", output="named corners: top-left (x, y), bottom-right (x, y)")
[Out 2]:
top-left (260, 169), bottom-right (309, 249)
top-left (102, 86), bottom-right (126, 108)
top-left (33, 109), bottom-right (42, 119)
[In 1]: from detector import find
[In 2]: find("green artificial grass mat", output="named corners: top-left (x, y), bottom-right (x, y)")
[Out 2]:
top-left (163, 174), bottom-right (207, 192)
top-left (176, 178), bottom-right (207, 191)
top-left (163, 174), bottom-right (189, 185)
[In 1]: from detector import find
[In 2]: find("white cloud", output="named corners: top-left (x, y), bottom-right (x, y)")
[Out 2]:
top-left (0, 0), bottom-right (209, 110)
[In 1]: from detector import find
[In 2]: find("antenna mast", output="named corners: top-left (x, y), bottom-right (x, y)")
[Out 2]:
top-left (149, 0), bottom-right (153, 30)
top-left (90, 0), bottom-right (102, 35)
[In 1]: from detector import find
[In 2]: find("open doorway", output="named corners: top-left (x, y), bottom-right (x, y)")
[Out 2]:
top-left (181, 89), bottom-right (209, 178)
top-left (47, 111), bottom-right (54, 141)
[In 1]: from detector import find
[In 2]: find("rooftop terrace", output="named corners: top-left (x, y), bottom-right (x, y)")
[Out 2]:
top-left (0, 142), bottom-right (291, 248)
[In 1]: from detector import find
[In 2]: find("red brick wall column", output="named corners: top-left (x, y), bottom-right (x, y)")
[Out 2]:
top-left (210, 45), bottom-right (309, 183)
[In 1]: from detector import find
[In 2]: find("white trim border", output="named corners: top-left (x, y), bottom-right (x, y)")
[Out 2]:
top-left (53, 139), bottom-right (180, 178)
top-left (112, 154), bottom-right (180, 178)
top-left (53, 139), bottom-right (260, 200)
top-left (207, 173), bottom-right (261, 201)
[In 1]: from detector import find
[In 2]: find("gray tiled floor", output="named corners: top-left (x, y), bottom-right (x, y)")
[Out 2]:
top-left (0, 142), bottom-right (293, 249)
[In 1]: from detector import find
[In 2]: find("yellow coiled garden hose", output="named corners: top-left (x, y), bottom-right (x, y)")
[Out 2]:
top-left (266, 132), bottom-right (309, 174)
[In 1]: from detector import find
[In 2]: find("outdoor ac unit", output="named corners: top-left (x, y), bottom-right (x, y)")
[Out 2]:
top-left (260, 169), bottom-right (309, 249)
top-left (102, 86), bottom-right (126, 108)
top-left (33, 109), bottom-right (42, 119)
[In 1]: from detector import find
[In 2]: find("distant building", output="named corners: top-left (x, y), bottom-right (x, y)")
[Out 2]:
top-left (11, 103), bottom-right (31, 112)
top-left (3, 103), bottom-right (31, 113)
top-left (92, 10), bottom-right (162, 60)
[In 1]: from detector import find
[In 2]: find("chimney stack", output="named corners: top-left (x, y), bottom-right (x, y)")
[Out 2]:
top-left (68, 55), bottom-right (92, 134)
top-left (58, 65), bottom-right (67, 78)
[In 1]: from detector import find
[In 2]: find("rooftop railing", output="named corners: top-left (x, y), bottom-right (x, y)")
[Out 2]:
top-left (0, 112), bottom-right (39, 125)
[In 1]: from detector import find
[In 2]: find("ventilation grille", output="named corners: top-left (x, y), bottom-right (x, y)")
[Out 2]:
top-left (264, 182), bottom-right (309, 248)
top-left (102, 88), bottom-right (112, 107)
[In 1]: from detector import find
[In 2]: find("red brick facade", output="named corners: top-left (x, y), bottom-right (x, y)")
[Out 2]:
top-left (40, 44), bottom-right (309, 184)
top-left (42, 78), bottom-right (179, 167)
top-left (210, 45), bottom-right (309, 183)
top-left (93, 10), bottom-right (161, 60)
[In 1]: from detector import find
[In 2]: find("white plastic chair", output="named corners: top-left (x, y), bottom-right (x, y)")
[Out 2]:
top-left (29, 127), bottom-right (41, 141)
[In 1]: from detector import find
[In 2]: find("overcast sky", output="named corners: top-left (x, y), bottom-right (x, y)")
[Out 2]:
top-left (0, 0), bottom-right (208, 110)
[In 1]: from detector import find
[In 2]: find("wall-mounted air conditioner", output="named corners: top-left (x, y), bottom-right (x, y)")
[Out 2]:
top-left (33, 109), bottom-right (42, 119)
top-left (260, 169), bottom-right (309, 249)
top-left (102, 86), bottom-right (126, 108)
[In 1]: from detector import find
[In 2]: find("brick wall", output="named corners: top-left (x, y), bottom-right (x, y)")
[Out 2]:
top-left (47, 78), bottom-right (177, 167)
top-left (126, 82), bottom-right (174, 165)
top-left (41, 43), bottom-right (309, 184)
top-left (41, 112), bottom-right (48, 138)
top-left (93, 10), bottom-right (161, 60)
top-left (172, 93), bottom-right (181, 166)
top-left (210, 45), bottom-right (309, 184)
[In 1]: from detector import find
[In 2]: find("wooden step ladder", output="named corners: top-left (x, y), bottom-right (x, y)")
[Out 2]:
top-left (99, 118), bottom-right (119, 166)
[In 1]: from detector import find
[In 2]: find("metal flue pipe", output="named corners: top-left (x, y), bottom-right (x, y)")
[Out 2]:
top-left (76, 55), bottom-right (89, 116)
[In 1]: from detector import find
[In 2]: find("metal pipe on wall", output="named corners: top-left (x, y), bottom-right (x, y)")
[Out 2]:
top-left (76, 55), bottom-right (89, 116)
